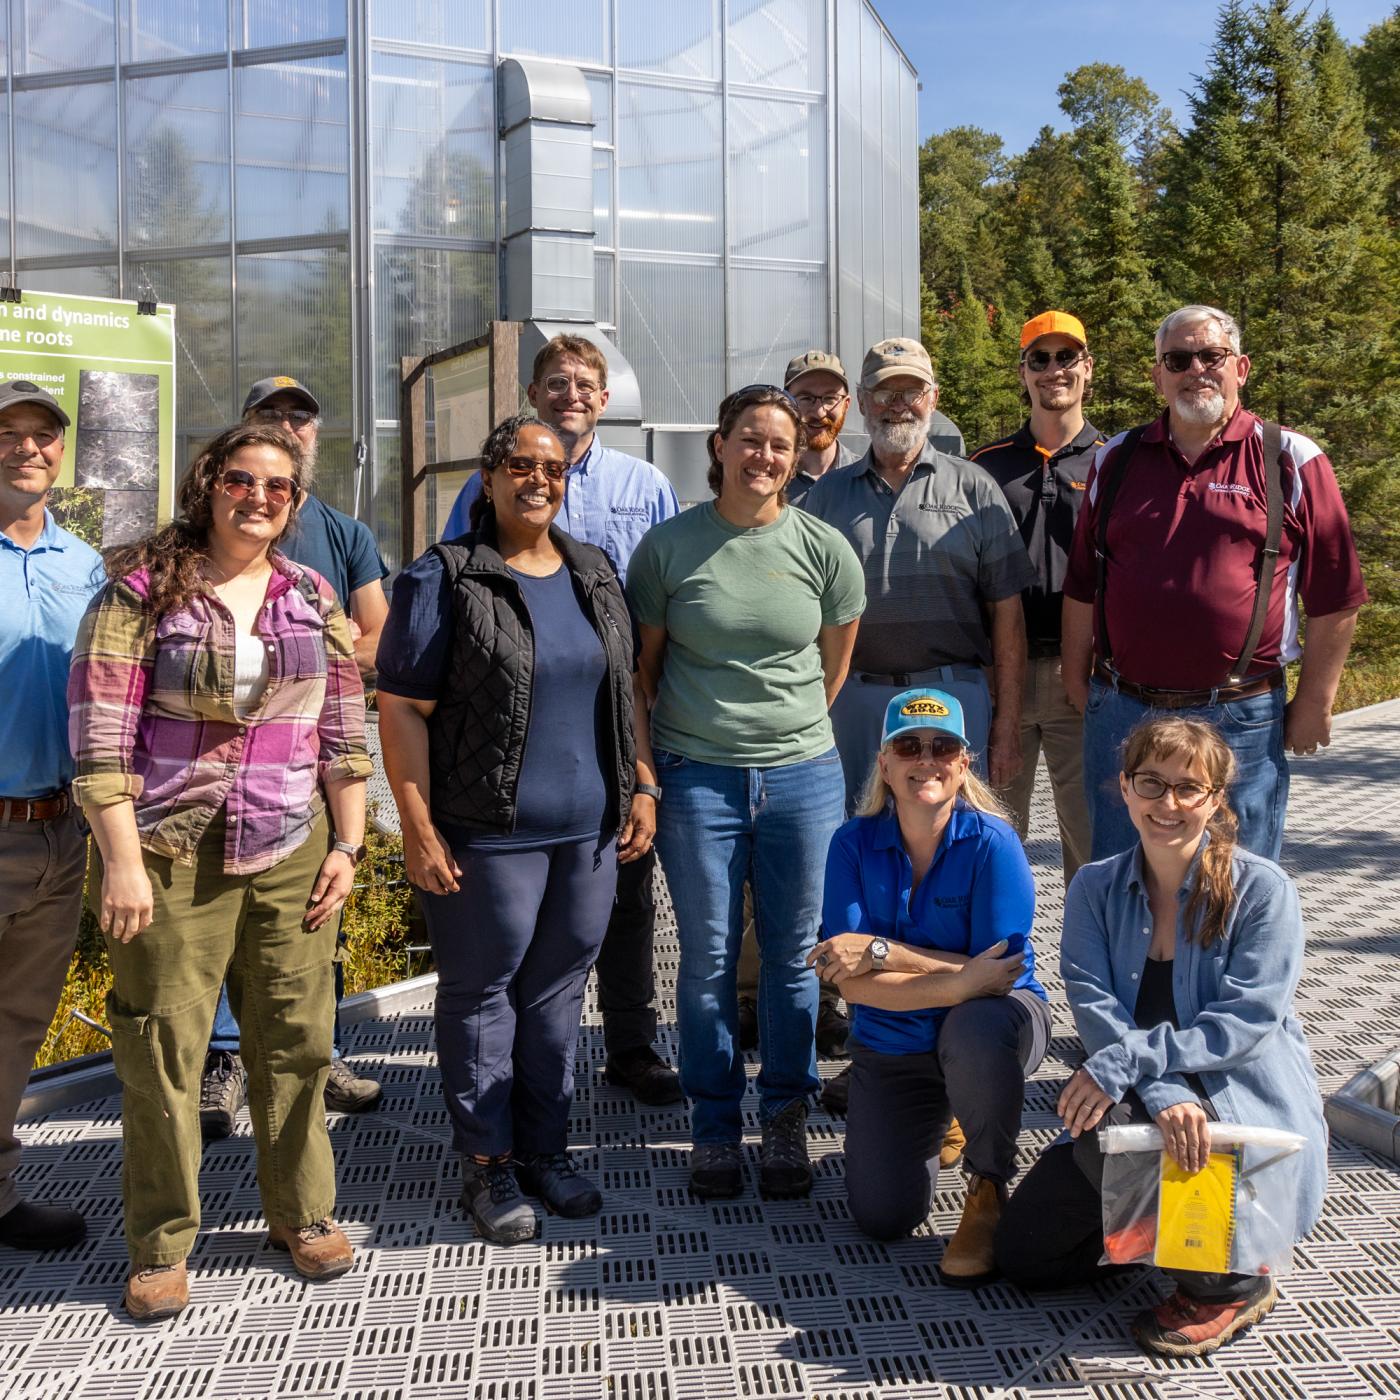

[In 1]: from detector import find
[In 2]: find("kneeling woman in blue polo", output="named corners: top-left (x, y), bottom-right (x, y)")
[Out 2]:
top-left (811, 688), bottom-right (1050, 1286)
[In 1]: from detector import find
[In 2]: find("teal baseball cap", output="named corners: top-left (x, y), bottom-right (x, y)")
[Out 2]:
top-left (881, 688), bottom-right (968, 747)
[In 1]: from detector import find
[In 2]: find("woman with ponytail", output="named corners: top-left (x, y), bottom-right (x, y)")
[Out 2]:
top-left (997, 716), bottom-right (1327, 1359)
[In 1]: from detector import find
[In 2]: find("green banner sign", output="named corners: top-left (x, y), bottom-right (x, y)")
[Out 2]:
top-left (0, 290), bottom-right (176, 547)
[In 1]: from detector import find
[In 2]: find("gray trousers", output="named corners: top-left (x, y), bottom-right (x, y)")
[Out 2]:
top-left (0, 809), bottom-right (87, 1216)
top-left (844, 990), bottom-right (1050, 1241)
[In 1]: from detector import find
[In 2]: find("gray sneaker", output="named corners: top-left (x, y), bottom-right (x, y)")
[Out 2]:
top-left (460, 1160), bottom-right (538, 1245)
top-left (324, 1057), bottom-right (382, 1113)
top-left (199, 1051), bottom-right (246, 1141)
top-left (759, 1100), bottom-right (812, 1198)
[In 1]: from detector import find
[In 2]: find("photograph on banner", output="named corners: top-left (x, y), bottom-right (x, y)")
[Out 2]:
top-left (0, 290), bottom-right (176, 549)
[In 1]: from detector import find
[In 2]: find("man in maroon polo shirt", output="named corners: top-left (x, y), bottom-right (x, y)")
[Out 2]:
top-left (1061, 303), bottom-right (1367, 861)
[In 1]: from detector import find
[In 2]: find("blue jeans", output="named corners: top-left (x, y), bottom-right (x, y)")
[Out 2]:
top-left (653, 746), bottom-right (845, 1144)
top-left (1082, 678), bottom-right (1289, 861)
top-left (209, 956), bottom-right (346, 1059)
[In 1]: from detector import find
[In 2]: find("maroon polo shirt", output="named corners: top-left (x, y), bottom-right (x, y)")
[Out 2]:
top-left (1063, 407), bottom-right (1367, 690)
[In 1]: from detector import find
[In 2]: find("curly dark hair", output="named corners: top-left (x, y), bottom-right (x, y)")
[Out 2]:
top-left (466, 413), bottom-right (566, 531)
top-left (103, 423), bottom-right (305, 616)
top-left (705, 385), bottom-right (807, 501)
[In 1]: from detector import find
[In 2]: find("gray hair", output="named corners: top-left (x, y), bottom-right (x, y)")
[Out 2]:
top-left (1155, 305), bottom-right (1242, 357)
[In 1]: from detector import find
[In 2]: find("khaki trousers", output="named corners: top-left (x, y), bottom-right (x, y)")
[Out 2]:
top-left (0, 809), bottom-right (87, 1216)
top-left (103, 815), bottom-right (337, 1266)
top-left (997, 654), bottom-right (1092, 886)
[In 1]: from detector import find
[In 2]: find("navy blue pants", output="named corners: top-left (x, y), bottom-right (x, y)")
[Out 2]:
top-left (419, 836), bottom-right (618, 1159)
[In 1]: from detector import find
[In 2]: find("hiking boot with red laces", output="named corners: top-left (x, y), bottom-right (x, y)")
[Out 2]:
top-left (1132, 1279), bottom-right (1277, 1357)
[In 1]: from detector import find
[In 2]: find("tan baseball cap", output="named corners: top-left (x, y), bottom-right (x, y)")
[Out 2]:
top-left (783, 350), bottom-right (848, 391)
top-left (860, 337), bottom-right (935, 390)
top-left (1019, 310), bottom-right (1087, 350)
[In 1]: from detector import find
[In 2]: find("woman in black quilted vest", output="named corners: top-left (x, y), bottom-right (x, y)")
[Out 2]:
top-left (377, 414), bottom-right (657, 1245)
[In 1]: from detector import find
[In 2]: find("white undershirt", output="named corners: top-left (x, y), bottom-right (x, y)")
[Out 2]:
top-left (233, 631), bottom-right (271, 717)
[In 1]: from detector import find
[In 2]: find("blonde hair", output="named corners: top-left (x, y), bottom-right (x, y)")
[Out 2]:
top-left (855, 747), bottom-right (1010, 822)
top-left (1122, 716), bottom-right (1239, 947)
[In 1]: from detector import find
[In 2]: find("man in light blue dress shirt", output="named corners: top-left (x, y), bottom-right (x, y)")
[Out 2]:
top-left (442, 335), bottom-right (682, 1104)
top-left (0, 380), bottom-right (104, 1251)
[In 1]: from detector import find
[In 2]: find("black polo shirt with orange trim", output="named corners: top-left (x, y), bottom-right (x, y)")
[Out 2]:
top-left (970, 419), bottom-right (1104, 653)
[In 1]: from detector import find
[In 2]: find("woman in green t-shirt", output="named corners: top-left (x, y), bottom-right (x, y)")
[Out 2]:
top-left (627, 384), bottom-right (865, 1202)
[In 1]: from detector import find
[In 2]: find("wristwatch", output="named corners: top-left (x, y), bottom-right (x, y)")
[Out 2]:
top-left (332, 839), bottom-right (368, 867)
top-left (635, 782), bottom-right (662, 802)
top-left (869, 936), bottom-right (890, 971)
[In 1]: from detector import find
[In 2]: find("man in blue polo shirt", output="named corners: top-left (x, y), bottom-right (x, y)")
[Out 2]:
top-left (199, 376), bottom-right (391, 1139)
top-left (0, 380), bottom-right (104, 1251)
top-left (441, 334), bottom-right (682, 1105)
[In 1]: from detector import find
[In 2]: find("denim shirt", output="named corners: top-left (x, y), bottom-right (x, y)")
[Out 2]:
top-left (1062, 840), bottom-right (1328, 1240)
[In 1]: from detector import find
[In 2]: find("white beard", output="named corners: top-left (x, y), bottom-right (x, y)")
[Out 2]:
top-left (868, 416), bottom-right (928, 458)
top-left (1173, 387), bottom-right (1225, 425)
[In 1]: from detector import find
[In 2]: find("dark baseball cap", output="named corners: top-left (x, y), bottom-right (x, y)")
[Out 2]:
top-left (242, 375), bottom-right (320, 416)
top-left (0, 379), bottom-right (70, 428)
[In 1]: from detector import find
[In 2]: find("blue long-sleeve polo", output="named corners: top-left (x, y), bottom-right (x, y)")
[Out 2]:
top-left (821, 803), bottom-right (1045, 1055)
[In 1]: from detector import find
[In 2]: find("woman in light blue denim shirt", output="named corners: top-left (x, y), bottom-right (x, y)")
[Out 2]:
top-left (997, 716), bottom-right (1326, 1359)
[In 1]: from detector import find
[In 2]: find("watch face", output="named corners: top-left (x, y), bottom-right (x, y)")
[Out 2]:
top-left (871, 938), bottom-right (889, 957)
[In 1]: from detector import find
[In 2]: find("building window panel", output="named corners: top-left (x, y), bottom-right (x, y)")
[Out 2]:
top-left (501, 1), bottom-right (608, 66)
top-left (594, 251), bottom-right (614, 327)
top-left (13, 264), bottom-right (119, 297)
top-left (728, 96), bottom-right (823, 262)
top-left (586, 73), bottom-right (612, 147)
top-left (618, 256), bottom-right (722, 425)
top-left (235, 0), bottom-right (345, 48)
top-left (123, 0), bottom-right (229, 63)
top-left (729, 263), bottom-right (825, 388)
top-left (593, 148), bottom-right (613, 248)
top-left (235, 57), bottom-right (349, 241)
top-left (370, 0), bottom-right (488, 52)
top-left (370, 54), bottom-right (494, 242)
top-left (125, 69), bottom-right (231, 250)
top-left (727, 0), bottom-right (823, 93)
top-left (9, 0), bottom-right (116, 76)
top-left (14, 83), bottom-right (118, 258)
top-left (617, 0), bottom-right (718, 79)
top-left (617, 83), bottom-right (722, 257)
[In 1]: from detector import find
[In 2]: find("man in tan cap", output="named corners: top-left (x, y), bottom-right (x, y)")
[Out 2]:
top-left (970, 312), bottom-right (1101, 885)
top-left (782, 352), bottom-right (860, 506)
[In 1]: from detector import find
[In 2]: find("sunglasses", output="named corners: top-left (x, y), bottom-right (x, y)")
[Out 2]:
top-left (728, 383), bottom-right (799, 408)
top-left (869, 384), bottom-right (932, 408)
top-left (886, 734), bottom-right (965, 761)
top-left (1022, 347), bottom-right (1086, 372)
top-left (502, 456), bottom-right (568, 481)
top-left (250, 406), bottom-right (317, 427)
top-left (216, 467), bottom-right (301, 507)
top-left (1158, 347), bottom-right (1233, 373)
top-left (1126, 772), bottom-right (1217, 808)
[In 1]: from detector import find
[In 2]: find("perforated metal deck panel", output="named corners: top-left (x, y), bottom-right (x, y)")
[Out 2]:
top-left (5, 702), bottom-right (1399, 1400)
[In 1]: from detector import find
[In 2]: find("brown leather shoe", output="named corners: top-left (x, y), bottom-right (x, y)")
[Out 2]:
top-left (938, 1174), bottom-right (1004, 1289)
top-left (123, 1261), bottom-right (188, 1320)
top-left (268, 1219), bottom-right (354, 1279)
top-left (937, 1118), bottom-right (967, 1170)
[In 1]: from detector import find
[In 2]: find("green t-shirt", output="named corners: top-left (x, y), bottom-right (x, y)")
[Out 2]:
top-left (626, 501), bottom-right (866, 766)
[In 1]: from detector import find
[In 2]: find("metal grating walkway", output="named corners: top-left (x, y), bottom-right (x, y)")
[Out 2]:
top-left (5, 702), bottom-right (1399, 1400)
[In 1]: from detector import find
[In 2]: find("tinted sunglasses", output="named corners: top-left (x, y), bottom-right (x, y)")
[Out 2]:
top-left (886, 734), bottom-right (965, 761)
top-left (502, 456), bottom-right (568, 481)
top-left (1158, 347), bottom-right (1233, 373)
top-left (1022, 347), bottom-right (1086, 372)
top-left (216, 467), bottom-right (300, 507)
top-left (250, 406), bottom-right (317, 427)
top-left (728, 383), bottom-right (798, 408)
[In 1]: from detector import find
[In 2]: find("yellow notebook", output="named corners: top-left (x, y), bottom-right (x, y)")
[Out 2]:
top-left (1154, 1149), bottom-right (1238, 1273)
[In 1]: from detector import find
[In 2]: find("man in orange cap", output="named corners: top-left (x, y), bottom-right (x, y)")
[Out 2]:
top-left (970, 312), bottom-right (1101, 885)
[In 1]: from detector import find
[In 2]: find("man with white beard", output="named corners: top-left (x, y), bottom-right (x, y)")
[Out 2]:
top-left (803, 338), bottom-right (1034, 807)
top-left (1061, 304), bottom-right (1367, 860)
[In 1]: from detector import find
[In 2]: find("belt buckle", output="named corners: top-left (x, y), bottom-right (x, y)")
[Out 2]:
top-left (23, 799), bottom-right (35, 821)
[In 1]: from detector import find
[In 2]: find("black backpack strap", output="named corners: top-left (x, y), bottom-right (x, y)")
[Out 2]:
top-left (1092, 426), bottom-right (1146, 671)
top-left (1228, 420), bottom-right (1285, 684)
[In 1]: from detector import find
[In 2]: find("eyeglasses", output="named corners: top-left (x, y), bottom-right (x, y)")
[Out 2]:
top-left (1158, 347), bottom-right (1233, 374)
top-left (1022, 347), bottom-right (1087, 373)
top-left (501, 456), bottom-right (568, 481)
top-left (541, 374), bottom-right (602, 401)
top-left (216, 467), bottom-right (301, 507)
top-left (250, 406), bottom-right (317, 428)
top-left (869, 385), bottom-right (932, 408)
top-left (791, 390), bottom-right (848, 412)
top-left (0, 428), bottom-right (61, 450)
top-left (886, 734), bottom-right (965, 761)
top-left (1126, 772), bottom-right (1218, 807)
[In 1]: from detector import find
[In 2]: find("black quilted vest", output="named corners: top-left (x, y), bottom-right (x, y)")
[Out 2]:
top-left (426, 520), bottom-right (637, 837)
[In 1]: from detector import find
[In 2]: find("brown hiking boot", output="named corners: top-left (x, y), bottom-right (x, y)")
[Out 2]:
top-left (937, 1118), bottom-right (967, 1170)
top-left (1132, 1280), bottom-right (1278, 1357)
top-left (938, 1174), bottom-right (1004, 1288)
top-left (268, 1218), bottom-right (354, 1279)
top-left (123, 1261), bottom-right (188, 1320)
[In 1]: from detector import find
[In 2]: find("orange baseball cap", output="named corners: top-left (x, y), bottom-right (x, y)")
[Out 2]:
top-left (1020, 311), bottom-right (1087, 350)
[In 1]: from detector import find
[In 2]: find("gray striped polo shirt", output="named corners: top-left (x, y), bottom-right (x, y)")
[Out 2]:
top-left (802, 441), bottom-right (1034, 673)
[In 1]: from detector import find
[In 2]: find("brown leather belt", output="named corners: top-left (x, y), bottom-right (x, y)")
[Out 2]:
top-left (1092, 663), bottom-right (1284, 710)
top-left (0, 790), bottom-right (72, 822)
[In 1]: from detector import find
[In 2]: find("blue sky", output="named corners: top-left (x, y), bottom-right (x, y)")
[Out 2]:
top-left (871, 1), bottom-right (1394, 152)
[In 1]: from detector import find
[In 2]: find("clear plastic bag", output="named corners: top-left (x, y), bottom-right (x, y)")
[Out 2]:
top-left (1098, 1123), bottom-right (1305, 1277)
